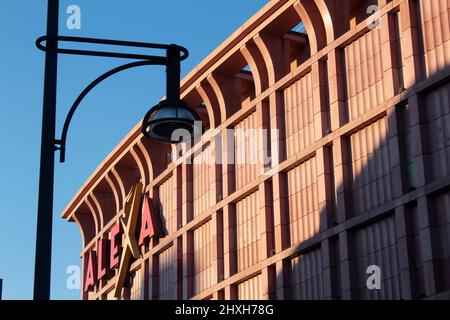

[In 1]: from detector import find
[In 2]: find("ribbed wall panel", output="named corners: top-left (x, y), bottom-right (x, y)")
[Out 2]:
top-left (193, 144), bottom-right (215, 218)
top-left (287, 156), bottom-right (320, 245)
top-left (159, 175), bottom-right (177, 235)
top-left (73, 1), bottom-right (450, 301)
top-left (352, 215), bottom-right (401, 299)
top-left (291, 249), bottom-right (324, 299)
top-left (159, 245), bottom-right (177, 300)
top-left (345, 28), bottom-right (385, 120)
top-left (193, 220), bottom-right (214, 295)
top-left (238, 273), bottom-right (263, 299)
top-left (430, 191), bottom-right (450, 292)
top-left (417, 0), bottom-right (450, 77)
top-left (235, 112), bottom-right (259, 189)
top-left (130, 268), bottom-right (143, 300)
top-left (284, 72), bottom-right (315, 158)
top-left (350, 117), bottom-right (393, 215)
top-left (236, 192), bottom-right (261, 272)
top-left (423, 82), bottom-right (450, 181)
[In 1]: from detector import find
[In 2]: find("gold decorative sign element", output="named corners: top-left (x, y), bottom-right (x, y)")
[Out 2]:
top-left (114, 182), bottom-right (143, 298)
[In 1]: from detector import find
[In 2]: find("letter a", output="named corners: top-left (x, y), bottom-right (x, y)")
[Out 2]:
top-left (139, 197), bottom-right (161, 245)
top-left (366, 265), bottom-right (381, 290)
top-left (66, 5), bottom-right (81, 30)
top-left (84, 250), bottom-right (97, 292)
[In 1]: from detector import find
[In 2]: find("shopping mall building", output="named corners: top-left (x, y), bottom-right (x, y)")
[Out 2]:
top-left (62, 0), bottom-right (450, 300)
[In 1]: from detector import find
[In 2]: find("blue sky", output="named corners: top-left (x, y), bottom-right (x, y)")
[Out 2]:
top-left (0, 0), bottom-right (267, 300)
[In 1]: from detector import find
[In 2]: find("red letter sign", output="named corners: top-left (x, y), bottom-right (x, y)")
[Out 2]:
top-left (84, 250), bottom-right (97, 292)
top-left (97, 238), bottom-right (110, 280)
top-left (139, 196), bottom-right (162, 245)
top-left (110, 222), bottom-right (122, 269)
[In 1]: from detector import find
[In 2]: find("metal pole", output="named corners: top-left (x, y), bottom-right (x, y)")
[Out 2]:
top-left (0, 278), bottom-right (3, 300)
top-left (33, 0), bottom-right (59, 300)
top-left (166, 46), bottom-right (181, 106)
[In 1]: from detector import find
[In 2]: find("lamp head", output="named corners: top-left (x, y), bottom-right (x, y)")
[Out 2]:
top-left (141, 99), bottom-right (201, 144)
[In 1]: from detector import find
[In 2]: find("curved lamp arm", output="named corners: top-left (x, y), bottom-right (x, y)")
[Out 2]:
top-left (35, 35), bottom-right (189, 163)
top-left (36, 35), bottom-right (189, 61)
top-left (55, 60), bottom-right (160, 163)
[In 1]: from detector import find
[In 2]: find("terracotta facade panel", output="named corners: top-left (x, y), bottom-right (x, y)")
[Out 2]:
top-left (238, 273), bottom-right (263, 300)
top-left (193, 220), bottom-right (214, 296)
top-left (287, 156), bottom-right (321, 245)
top-left (291, 248), bottom-right (324, 300)
top-left (422, 82), bottom-right (450, 182)
top-left (158, 245), bottom-right (177, 300)
top-left (283, 72), bottom-right (315, 158)
top-left (236, 192), bottom-right (261, 272)
top-left (350, 117), bottom-right (394, 215)
top-left (351, 215), bottom-right (401, 299)
top-left (158, 175), bottom-right (177, 235)
top-left (63, 0), bottom-right (450, 300)
top-left (344, 28), bottom-right (386, 121)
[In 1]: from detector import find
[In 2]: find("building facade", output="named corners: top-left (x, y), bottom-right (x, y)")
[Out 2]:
top-left (62, 0), bottom-right (450, 300)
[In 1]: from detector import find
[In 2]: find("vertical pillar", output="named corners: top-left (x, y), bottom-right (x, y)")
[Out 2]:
top-left (143, 258), bottom-right (150, 300)
top-left (182, 159), bottom-right (193, 299)
top-left (380, 12), bottom-right (398, 99)
top-left (417, 196), bottom-right (437, 296)
top-left (273, 172), bottom-right (289, 300)
top-left (338, 231), bottom-right (353, 299)
top-left (394, 205), bottom-right (414, 299)
top-left (408, 94), bottom-right (427, 187)
top-left (267, 91), bottom-right (285, 168)
top-left (213, 209), bottom-right (224, 299)
top-left (273, 173), bottom-right (289, 253)
top-left (317, 147), bottom-right (332, 231)
top-left (387, 106), bottom-right (405, 199)
top-left (333, 137), bottom-right (352, 223)
top-left (334, 134), bottom-right (353, 299)
top-left (328, 49), bottom-right (348, 131)
top-left (222, 204), bottom-right (236, 299)
top-left (174, 165), bottom-right (182, 229)
top-left (221, 128), bottom-right (235, 198)
top-left (317, 146), bottom-right (334, 299)
top-left (399, 0), bottom-right (423, 88)
top-left (388, 100), bottom-right (415, 299)
top-left (149, 254), bottom-right (158, 300)
top-left (182, 232), bottom-right (193, 299)
top-left (312, 60), bottom-right (329, 140)
top-left (259, 180), bottom-right (273, 300)
top-left (210, 211), bottom-right (219, 289)
top-left (320, 239), bottom-right (334, 299)
top-left (176, 237), bottom-right (183, 300)
top-left (182, 162), bottom-right (193, 226)
top-left (210, 133), bottom-right (223, 297)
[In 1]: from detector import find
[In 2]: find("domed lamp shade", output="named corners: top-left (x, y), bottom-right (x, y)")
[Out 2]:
top-left (141, 99), bottom-right (201, 144)
top-left (141, 45), bottom-right (201, 144)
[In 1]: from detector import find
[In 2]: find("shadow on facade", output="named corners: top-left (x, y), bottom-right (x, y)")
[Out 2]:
top-left (273, 62), bottom-right (450, 300)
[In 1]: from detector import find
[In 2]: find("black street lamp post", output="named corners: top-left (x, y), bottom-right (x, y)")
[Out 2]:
top-left (34, 0), bottom-right (59, 301)
top-left (34, 0), bottom-right (198, 300)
